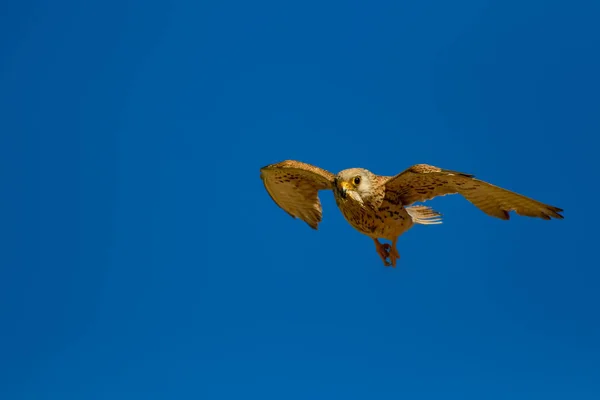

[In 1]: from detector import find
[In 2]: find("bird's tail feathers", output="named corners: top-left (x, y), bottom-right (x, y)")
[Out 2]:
top-left (406, 205), bottom-right (443, 225)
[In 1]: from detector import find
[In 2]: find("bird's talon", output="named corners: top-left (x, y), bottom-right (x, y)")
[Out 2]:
top-left (373, 239), bottom-right (394, 266)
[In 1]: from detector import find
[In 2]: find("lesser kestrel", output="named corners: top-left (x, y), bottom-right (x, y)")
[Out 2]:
top-left (260, 160), bottom-right (563, 267)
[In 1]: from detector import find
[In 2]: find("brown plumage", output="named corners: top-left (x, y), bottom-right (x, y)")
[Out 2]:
top-left (260, 160), bottom-right (563, 267)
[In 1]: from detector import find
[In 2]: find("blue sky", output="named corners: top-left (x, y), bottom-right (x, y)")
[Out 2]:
top-left (1, 0), bottom-right (599, 398)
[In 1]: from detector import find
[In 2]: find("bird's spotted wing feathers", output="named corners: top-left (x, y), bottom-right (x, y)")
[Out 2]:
top-left (383, 164), bottom-right (563, 220)
top-left (260, 160), bottom-right (335, 229)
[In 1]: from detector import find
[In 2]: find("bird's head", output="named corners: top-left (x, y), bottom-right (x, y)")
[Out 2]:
top-left (333, 168), bottom-right (375, 206)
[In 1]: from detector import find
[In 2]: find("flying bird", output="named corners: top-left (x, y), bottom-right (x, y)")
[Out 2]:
top-left (260, 160), bottom-right (563, 267)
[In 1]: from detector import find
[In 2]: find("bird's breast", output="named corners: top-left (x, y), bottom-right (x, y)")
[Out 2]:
top-left (336, 198), bottom-right (413, 240)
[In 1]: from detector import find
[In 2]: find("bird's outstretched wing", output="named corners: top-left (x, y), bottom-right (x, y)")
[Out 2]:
top-left (382, 164), bottom-right (563, 220)
top-left (260, 160), bottom-right (335, 229)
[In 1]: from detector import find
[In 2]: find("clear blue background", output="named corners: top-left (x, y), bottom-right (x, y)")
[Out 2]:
top-left (1, 0), bottom-right (599, 398)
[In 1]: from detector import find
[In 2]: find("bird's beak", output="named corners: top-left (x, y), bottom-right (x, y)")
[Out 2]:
top-left (339, 181), bottom-right (352, 199)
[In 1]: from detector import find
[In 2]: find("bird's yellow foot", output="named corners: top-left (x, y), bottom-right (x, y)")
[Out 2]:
top-left (388, 244), bottom-right (400, 267)
top-left (373, 239), bottom-right (392, 267)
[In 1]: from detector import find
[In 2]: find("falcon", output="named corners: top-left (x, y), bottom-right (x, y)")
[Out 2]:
top-left (260, 160), bottom-right (563, 267)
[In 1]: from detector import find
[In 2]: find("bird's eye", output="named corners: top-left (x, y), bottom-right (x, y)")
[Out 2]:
top-left (353, 176), bottom-right (361, 185)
